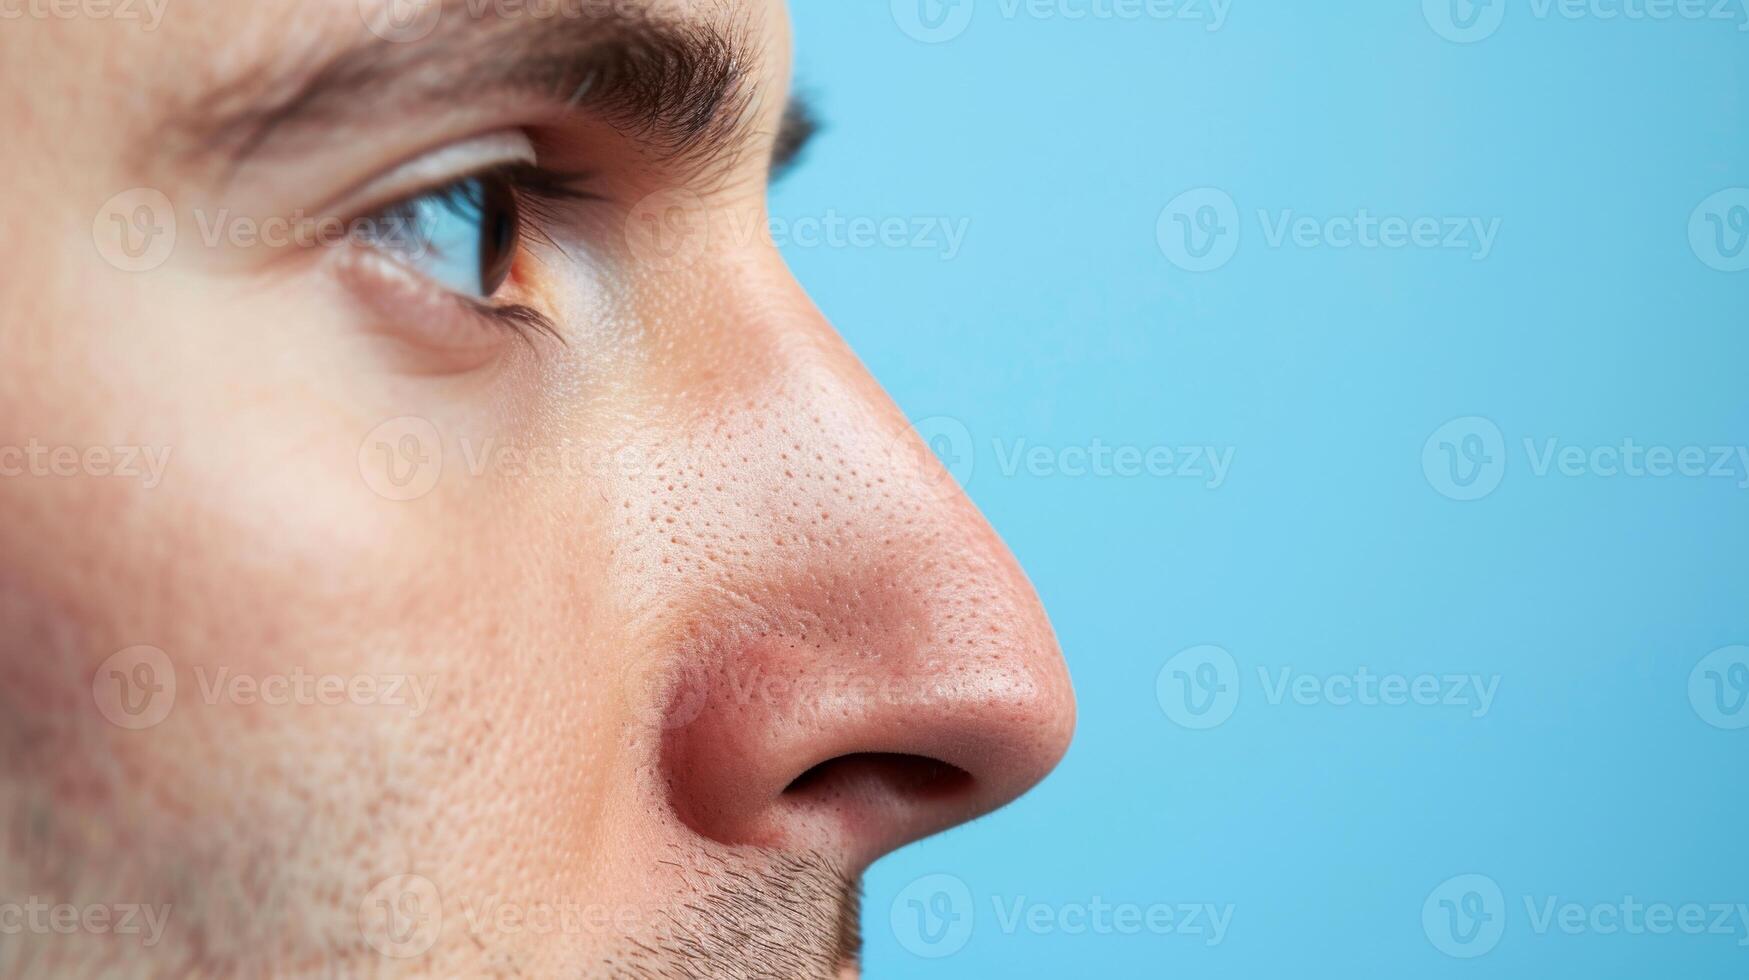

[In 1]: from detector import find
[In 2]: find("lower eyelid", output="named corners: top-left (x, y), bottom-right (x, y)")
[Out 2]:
top-left (335, 245), bottom-right (522, 355)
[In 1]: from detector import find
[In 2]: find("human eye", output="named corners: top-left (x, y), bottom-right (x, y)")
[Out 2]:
top-left (334, 132), bottom-right (594, 351)
top-left (368, 167), bottom-right (527, 301)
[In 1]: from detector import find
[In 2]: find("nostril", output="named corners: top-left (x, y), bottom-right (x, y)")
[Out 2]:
top-left (783, 752), bottom-right (973, 802)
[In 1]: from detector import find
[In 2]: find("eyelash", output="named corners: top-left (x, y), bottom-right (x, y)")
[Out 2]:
top-left (370, 161), bottom-right (597, 344)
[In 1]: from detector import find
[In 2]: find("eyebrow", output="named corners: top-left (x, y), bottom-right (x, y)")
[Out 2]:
top-left (171, 1), bottom-right (809, 179)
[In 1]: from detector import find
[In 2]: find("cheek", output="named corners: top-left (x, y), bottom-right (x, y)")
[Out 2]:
top-left (10, 393), bottom-right (428, 668)
top-left (2, 278), bottom-right (499, 660)
top-left (0, 278), bottom-right (612, 763)
top-left (0, 338), bottom-right (637, 934)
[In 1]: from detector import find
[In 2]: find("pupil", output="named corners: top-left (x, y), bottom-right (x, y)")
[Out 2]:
top-left (478, 177), bottom-right (519, 295)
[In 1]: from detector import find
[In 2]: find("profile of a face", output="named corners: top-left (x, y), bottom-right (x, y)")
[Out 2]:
top-left (0, 1), bottom-right (1074, 976)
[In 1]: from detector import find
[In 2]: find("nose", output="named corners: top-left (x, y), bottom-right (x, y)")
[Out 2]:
top-left (624, 268), bottom-right (1075, 873)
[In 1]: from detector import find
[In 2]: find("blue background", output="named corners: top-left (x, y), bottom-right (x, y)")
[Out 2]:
top-left (776, 2), bottom-right (1748, 977)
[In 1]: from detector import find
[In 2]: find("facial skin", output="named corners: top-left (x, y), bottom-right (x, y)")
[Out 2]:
top-left (0, 1), bottom-right (1075, 976)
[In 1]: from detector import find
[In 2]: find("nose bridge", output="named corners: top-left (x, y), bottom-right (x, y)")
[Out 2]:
top-left (623, 299), bottom-right (1041, 656)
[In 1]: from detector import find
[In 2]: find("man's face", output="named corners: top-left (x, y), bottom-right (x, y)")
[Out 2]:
top-left (0, 0), bottom-right (1074, 975)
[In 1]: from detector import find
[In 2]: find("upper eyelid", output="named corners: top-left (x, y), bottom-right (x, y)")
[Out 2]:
top-left (319, 130), bottom-right (539, 219)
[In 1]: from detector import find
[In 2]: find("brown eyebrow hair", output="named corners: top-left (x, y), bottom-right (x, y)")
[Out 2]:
top-left (172, 1), bottom-right (790, 179)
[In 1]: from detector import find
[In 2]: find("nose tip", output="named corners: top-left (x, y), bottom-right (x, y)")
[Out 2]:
top-left (657, 573), bottom-right (1075, 870)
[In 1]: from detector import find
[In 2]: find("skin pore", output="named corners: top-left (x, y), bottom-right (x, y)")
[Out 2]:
top-left (0, 1), bottom-right (1075, 977)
